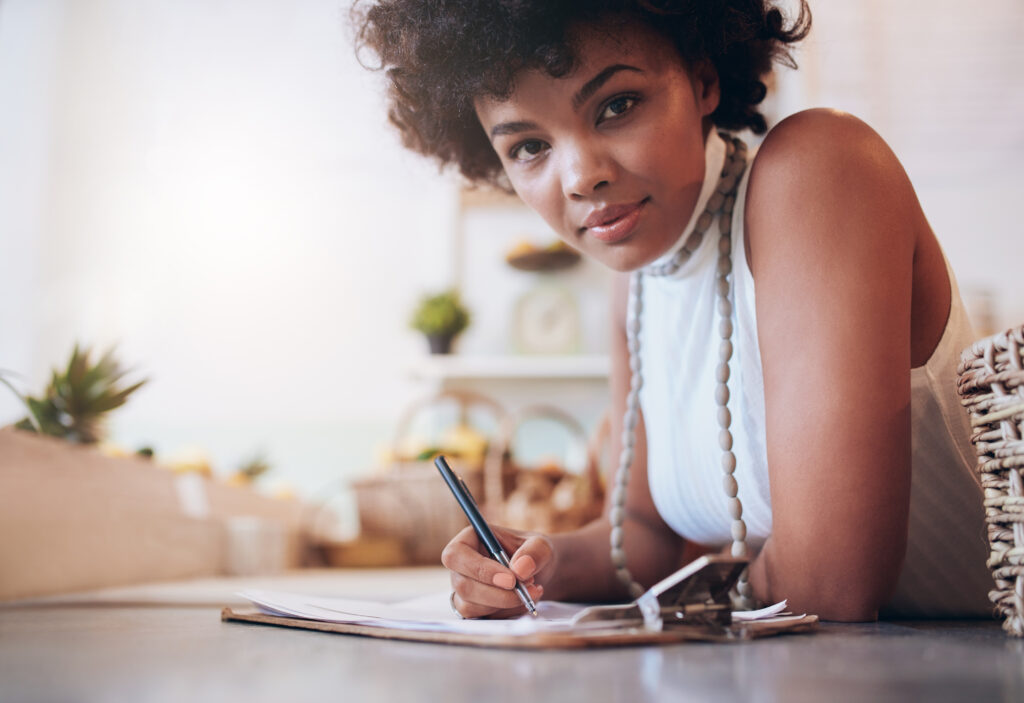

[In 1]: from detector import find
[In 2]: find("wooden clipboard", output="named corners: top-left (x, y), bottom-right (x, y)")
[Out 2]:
top-left (221, 607), bottom-right (817, 649)
top-left (222, 555), bottom-right (819, 649)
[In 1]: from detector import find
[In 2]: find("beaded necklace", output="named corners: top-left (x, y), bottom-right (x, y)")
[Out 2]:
top-left (608, 132), bottom-right (757, 610)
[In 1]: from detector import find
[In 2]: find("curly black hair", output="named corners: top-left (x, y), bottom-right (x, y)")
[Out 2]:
top-left (354, 0), bottom-right (810, 186)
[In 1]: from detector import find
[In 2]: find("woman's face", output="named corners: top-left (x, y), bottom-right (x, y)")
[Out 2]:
top-left (474, 21), bottom-right (720, 272)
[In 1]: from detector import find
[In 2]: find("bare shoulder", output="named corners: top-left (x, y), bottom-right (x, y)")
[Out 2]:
top-left (750, 108), bottom-right (898, 184)
top-left (744, 108), bottom-right (920, 269)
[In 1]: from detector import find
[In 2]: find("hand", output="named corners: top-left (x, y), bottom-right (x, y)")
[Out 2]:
top-left (441, 523), bottom-right (555, 619)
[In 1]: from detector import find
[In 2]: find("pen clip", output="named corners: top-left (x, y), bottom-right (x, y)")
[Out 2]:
top-left (458, 476), bottom-right (480, 508)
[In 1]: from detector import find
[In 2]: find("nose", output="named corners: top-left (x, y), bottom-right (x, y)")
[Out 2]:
top-left (561, 139), bottom-right (616, 200)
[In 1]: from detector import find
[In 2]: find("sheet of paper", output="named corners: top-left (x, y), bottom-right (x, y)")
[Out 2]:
top-left (238, 589), bottom-right (791, 636)
top-left (730, 600), bottom-right (790, 621)
top-left (238, 589), bottom-right (581, 635)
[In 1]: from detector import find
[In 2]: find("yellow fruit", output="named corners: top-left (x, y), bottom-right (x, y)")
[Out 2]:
top-left (395, 434), bottom-right (431, 463)
top-left (226, 472), bottom-right (250, 487)
top-left (98, 442), bottom-right (131, 458)
top-left (163, 446), bottom-right (214, 477)
top-left (440, 423), bottom-right (488, 464)
top-left (506, 239), bottom-right (537, 258)
top-left (268, 481), bottom-right (296, 500)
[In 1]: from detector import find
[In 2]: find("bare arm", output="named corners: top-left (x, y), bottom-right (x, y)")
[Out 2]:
top-left (743, 110), bottom-right (934, 621)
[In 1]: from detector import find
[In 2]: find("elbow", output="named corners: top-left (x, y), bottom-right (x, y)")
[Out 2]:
top-left (791, 573), bottom-right (895, 623)
top-left (760, 540), bottom-right (902, 623)
top-left (814, 594), bottom-right (882, 623)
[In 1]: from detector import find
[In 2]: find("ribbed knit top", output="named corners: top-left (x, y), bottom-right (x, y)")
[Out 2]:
top-left (640, 130), bottom-right (992, 617)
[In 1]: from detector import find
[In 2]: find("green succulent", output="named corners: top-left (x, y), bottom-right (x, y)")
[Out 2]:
top-left (0, 371), bottom-right (42, 434)
top-left (12, 344), bottom-right (147, 444)
top-left (409, 289), bottom-right (471, 337)
top-left (238, 453), bottom-right (271, 480)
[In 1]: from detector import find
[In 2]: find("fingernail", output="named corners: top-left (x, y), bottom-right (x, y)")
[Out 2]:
top-left (492, 573), bottom-right (516, 589)
top-left (529, 584), bottom-right (543, 598)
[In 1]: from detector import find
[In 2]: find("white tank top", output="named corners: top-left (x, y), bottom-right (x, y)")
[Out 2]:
top-left (640, 130), bottom-right (992, 617)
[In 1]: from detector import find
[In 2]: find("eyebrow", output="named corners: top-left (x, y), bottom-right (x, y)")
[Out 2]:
top-left (572, 64), bottom-right (643, 110)
top-left (490, 120), bottom-right (541, 138)
top-left (488, 63), bottom-right (644, 139)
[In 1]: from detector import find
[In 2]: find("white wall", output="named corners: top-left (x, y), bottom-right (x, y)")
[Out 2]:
top-left (0, 0), bottom-right (60, 402)
top-left (0, 0), bottom-right (458, 499)
top-left (2, 0), bottom-right (1022, 501)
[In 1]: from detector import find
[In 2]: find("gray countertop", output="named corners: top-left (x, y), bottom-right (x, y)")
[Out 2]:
top-left (2, 569), bottom-right (1022, 703)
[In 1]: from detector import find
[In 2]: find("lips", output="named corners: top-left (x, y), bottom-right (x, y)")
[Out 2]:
top-left (581, 198), bottom-right (649, 244)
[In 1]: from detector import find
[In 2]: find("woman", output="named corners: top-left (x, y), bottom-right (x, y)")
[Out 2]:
top-left (356, 0), bottom-right (992, 621)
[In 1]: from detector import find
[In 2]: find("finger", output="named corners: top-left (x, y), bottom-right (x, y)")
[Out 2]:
top-left (452, 580), bottom-right (544, 619)
top-left (452, 573), bottom-right (543, 613)
top-left (493, 584), bottom-right (544, 618)
top-left (510, 535), bottom-right (554, 581)
top-left (441, 526), bottom-right (517, 587)
top-left (485, 589), bottom-right (544, 620)
top-left (490, 524), bottom-right (527, 555)
top-left (452, 591), bottom-right (523, 620)
top-left (448, 523), bottom-right (509, 556)
top-left (450, 590), bottom-right (492, 619)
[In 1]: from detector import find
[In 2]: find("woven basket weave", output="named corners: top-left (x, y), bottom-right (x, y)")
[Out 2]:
top-left (957, 324), bottom-right (1024, 636)
top-left (352, 390), bottom-right (503, 565)
top-left (482, 405), bottom-right (605, 534)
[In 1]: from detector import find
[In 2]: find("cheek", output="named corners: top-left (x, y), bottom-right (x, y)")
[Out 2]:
top-left (513, 176), bottom-right (570, 235)
top-left (641, 126), bottom-right (704, 185)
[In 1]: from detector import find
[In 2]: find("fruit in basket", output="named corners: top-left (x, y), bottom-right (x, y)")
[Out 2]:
top-left (393, 435), bottom-right (433, 464)
top-left (163, 446), bottom-right (213, 477)
top-left (98, 441), bottom-right (132, 458)
top-left (506, 239), bottom-right (536, 259)
top-left (535, 459), bottom-right (565, 476)
top-left (440, 422), bottom-right (488, 464)
top-left (505, 237), bottom-right (581, 271)
top-left (226, 453), bottom-right (271, 486)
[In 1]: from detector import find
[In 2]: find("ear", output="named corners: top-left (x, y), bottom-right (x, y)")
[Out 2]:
top-left (692, 61), bottom-right (720, 117)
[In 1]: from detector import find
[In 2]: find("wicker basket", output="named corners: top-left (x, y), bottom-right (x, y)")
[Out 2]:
top-left (351, 390), bottom-right (504, 565)
top-left (483, 405), bottom-right (605, 534)
top-left (957, 324), bottom-right (1024, 636)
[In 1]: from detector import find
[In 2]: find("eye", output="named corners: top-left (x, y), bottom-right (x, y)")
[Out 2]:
top-left (598, 95), bottom-right (639, 123)
top-left (509, 139), bottom-right (549, 163)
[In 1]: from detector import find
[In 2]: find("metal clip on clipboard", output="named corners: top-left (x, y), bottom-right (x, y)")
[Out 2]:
top-left (572, 554), bottom-right (748, 632)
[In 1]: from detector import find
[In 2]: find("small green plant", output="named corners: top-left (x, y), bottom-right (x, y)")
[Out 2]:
top-left (409, 289), bottom-right (471, 338)
top-left (11, 344), bottom-right (147, 444)
top-left (0, 371), bottom-right (43, 433)
top-left (226, 451), bottom-right (272, 486)
top-left (238, 452), bottom-right (271, 481)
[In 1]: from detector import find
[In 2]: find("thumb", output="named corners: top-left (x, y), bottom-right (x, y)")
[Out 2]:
top-left (509, 535), bottom-right (553, 582)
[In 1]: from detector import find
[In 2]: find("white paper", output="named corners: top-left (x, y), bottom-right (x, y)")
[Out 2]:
top-left (238, 589), bottom-right (792, 636)
top-left (238, 588), bottom-right (579, 635)
top-left (730, 600), bottom-right (790, 621)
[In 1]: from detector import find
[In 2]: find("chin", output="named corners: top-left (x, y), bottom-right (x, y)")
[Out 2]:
top-left (581, 227), bottom-right (679, 273)
top-left (591, 245), bottom-right (660, 273)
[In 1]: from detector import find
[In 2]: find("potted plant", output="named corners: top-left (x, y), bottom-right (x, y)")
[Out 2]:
top-left (0, 344), bottom-right (308, 600)
top-left (8, 344), bottom-right (146, 444)
top-left (409, 288), bottom-right (471, 354)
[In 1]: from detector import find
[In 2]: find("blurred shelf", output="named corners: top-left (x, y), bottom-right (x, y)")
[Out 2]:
top-left (459, 186), bottom-right (523, 209)
top-left (408, 354), bottom-right (610, 381)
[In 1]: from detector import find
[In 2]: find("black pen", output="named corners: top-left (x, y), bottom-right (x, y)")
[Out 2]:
top-left (434, 455), bottom-right (538, 617)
